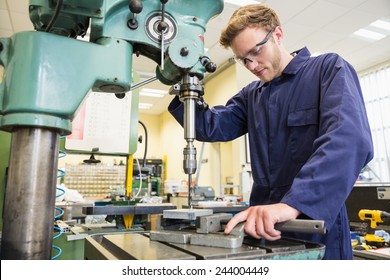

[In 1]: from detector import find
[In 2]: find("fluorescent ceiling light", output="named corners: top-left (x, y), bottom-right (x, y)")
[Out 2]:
top-left (224, 0), bottom-right (260, 7)
top-left (139, 88), bottom-right (167, 98)
top-left (370, 19), bottom-right (390, 31)
top-left (353, 29), bottom-right (386, 41)
top-left (139, 103), bottom-right (153, 109)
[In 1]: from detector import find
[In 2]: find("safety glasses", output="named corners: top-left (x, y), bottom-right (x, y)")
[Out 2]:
top-left (234, 29), bottom-right (274, 66)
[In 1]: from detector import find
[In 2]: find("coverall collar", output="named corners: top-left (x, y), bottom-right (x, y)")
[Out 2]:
top-left (282, 47), bottom-right (311, 75)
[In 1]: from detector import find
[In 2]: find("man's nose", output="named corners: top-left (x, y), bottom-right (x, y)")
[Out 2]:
top-left (246, 59), bottom-right (257, 71)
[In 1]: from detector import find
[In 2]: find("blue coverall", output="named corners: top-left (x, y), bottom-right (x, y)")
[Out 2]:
top-left (168, 47), bottom-right (374, 259)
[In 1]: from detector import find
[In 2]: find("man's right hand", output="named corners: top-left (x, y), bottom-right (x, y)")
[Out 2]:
top-left (224, 203), bottom-right (300, 241)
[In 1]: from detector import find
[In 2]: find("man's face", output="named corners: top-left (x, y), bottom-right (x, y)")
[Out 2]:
top-left (231, 27), bottom-right (282, 83)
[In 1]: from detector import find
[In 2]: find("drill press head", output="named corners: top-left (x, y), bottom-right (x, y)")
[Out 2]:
top-left (29, 0), bottom-right (223, 85)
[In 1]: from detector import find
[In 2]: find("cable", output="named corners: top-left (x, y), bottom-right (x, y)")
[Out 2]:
top-left (138, 120), bottom-right (148, 167)
top-left (134, 121), bottom-right (149, 198)
top-left (52, 224), bottom-right (63, 260)
top-left (51, 245), bottom-right (63, 260)
top-left (45, 0), bottom-right (63, 32)
top-left (51, 142), bottom-right (66, 260)
top-left (52, 198), bottom-right (64, 260)
top-left (133, 158), bottom-right (143, 198)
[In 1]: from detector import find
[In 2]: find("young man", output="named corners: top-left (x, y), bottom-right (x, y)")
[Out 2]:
top-left (168, 4), bottom-right (373, 259)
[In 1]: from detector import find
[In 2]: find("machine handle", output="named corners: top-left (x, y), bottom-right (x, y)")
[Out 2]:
top-left (275, 219), bottom-right (326, 235)
top-left (225, 219), bottom-right (326, 237)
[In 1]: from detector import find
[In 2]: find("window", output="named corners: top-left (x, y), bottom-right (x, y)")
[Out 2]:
top-left (359, 63), bottom-right (390, 182)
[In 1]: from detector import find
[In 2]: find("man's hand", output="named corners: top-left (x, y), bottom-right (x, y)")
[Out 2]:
top-left (224, 203), bottom-right (300, 240)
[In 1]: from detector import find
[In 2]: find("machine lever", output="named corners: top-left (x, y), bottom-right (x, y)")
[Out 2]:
top-left (200, 56), bottom-right (217, 73)
top-left (223, 219), bottom-right (326, 236)
top-left (130, 76), bottom-right (158, 91)
top-left (158, 0), bottom-right (169, 70)
top-left (129, 0), bottom-right (143, 14)
top-left (274, 219), bottom-right (326, 235)
top-left (127, 0), bottom-right (143, 29)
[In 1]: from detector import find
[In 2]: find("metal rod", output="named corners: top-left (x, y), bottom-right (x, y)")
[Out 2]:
top-left (130, 76), bottom-right (158, 91)
top-left (274, 219), bottom-right (326, 235)
top-left (1, 127), bottom-right (60, 259)
top-left (161, 31), bottom-right (165, 70)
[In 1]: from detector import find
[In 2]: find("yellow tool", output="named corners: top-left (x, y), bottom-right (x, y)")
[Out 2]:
top-left (358, 209), bottom-right (390, 246)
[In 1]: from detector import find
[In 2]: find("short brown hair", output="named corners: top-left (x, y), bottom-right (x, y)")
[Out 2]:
top-left (219, 4), bottom-right (280, 48)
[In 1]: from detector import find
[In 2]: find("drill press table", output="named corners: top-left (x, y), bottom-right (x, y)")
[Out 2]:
top-left (84, 231), bottom-right (325, 260)
top-left (84, 211), bottom-right (326, 260)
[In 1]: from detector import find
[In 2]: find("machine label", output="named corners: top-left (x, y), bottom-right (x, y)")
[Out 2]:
top-left (377, 186), bottom-right (390, 200)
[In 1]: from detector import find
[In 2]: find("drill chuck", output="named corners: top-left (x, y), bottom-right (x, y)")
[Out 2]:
top-left (183, 145), bottom-right (197, 175)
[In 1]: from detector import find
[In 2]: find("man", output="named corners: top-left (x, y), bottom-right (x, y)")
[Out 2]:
top-left (168, 4), bottom-right (373, 259)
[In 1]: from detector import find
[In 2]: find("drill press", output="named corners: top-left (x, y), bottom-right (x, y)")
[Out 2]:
top-left (0, 0), bottom-right (223, 259)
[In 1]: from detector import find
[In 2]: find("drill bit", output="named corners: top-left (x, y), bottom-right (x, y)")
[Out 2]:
top-left (188, 174), bottom-right (193, 209)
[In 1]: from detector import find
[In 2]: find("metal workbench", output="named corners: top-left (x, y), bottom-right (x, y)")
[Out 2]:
top-left (84, 232), bottom-right (325, 260)
top-left (353, 248), bottom-right (390, 260)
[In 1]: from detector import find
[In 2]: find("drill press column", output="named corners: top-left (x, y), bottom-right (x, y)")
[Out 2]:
top-left (1, 128), bottom-right (59, 259)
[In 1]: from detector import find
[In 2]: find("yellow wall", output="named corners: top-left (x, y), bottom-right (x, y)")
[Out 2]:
top-left (135, 113), bottom-right (163, 160)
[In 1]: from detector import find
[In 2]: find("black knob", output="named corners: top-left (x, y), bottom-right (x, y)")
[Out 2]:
top-left (205, 62), bottom-right (217, 73)
top-left (115, 93), bottom-right (126, 99)
top-left (157, 21), bottom-right (169, 33)
top-left (200, 56), bottom-right (217, 73)
top-left (161, 0), bottom-right (168, 4)
top-left (129, 0), bottom-right (143, 14)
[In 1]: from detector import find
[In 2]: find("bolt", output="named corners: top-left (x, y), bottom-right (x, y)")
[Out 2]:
top-left (180, 47), bottom-right (189, 56)
top-left (157, 21), bottom-right (168, 33)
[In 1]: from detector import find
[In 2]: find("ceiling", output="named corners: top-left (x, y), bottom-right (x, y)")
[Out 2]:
top-left (1, 0), bottom-right (390, 115)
